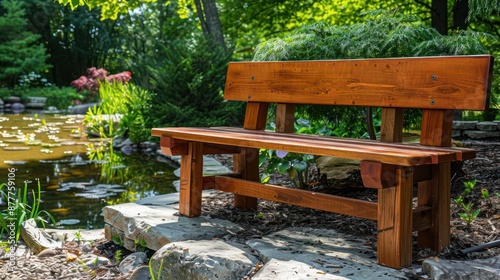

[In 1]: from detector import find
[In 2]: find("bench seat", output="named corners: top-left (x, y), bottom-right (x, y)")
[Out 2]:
top-left (152, 127), bottom-right (475, 166)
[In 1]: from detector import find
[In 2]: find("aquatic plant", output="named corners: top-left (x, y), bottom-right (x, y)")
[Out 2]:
top-left (0, 179), bottom-right (56, 242)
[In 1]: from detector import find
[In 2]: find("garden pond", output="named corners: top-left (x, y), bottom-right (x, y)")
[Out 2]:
top-left (0, 113), bottom-right (177, 230)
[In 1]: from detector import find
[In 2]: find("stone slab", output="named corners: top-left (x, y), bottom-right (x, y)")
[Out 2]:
top-left (150, 240), bottom-right (258, 280)
top-left (423, 256), bottom-right (500, 280)
top-left (464, 130), bottom-right (500, 139)
top-left (476, 121), bottom-right (499, 131)
top-left (452, 129), bottom-right (462, 138)
top-left (453, 121), bottom-right (478, 130)
top-left (248, 227), bottom-right (408, 280)
top-left (103, 192), bottom-right (243, 251)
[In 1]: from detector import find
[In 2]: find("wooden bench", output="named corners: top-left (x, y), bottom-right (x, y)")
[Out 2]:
top-left (152, 55), bottom-right (494, 269)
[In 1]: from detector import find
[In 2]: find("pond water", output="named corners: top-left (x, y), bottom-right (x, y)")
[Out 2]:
top-left (0, 113), bottom-right (177, 229)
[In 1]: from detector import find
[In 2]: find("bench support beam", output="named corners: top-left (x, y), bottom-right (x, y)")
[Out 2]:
top-left (377, 167), bottom-right (414, 268)
top-left (179, 142), bottom-right (204, 217)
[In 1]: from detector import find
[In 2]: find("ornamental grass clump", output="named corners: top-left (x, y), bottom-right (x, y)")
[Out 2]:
top-left (0, 180), bottom-right (56, 242)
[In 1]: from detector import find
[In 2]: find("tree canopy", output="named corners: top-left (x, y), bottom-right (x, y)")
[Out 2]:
top-left (0, 0), bottom-right (50, 87)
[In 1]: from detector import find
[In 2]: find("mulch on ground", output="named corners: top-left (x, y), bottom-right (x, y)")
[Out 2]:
top-left (205, 139), bottom-right (500, 264)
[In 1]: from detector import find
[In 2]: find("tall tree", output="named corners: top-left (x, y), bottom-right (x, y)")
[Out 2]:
top-left (193, 0), bottom-right (226, 52)
top-left (0, 0), bottom-right (50, 87)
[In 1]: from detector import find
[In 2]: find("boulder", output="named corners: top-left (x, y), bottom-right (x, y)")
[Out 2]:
top-left (20, 219), bottom-right (62, 254)
top-left (316, 157), bottom-right (362, 188)
top-left (119, 252), bottom-right (148, 274)
top-left (150, 240), bottom-right (257, 280)
top-left (423, 256), bottom-right (500, 280)
top-left (68, 103), bottom-right (99, 114)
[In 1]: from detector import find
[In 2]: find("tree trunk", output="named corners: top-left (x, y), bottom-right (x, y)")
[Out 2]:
top-left (453, 0), bottom-right (469, 30)
top-left (193, 0), bottom-right (227, 53)
top-left (432, 0), bottom-right (448, 35)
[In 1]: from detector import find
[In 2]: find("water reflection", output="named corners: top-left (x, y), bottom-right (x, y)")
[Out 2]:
top-left (0, 114), bottom-right (177, 229)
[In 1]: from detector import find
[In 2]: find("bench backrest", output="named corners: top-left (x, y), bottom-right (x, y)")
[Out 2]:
top-left (225, 55), bottom-right (493, 110)
top-left (224, 55), bottom-right (494, 147)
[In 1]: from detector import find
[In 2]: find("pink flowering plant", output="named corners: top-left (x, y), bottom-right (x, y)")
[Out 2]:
top-left (70, 67), bottom-right (132, 102)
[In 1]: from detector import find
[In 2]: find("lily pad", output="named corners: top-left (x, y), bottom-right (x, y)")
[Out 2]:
top-left (25, 140), bottom-right (42, 146)
top-left (4, 160), bottom-right (27, 165)
top-left (42, 143), bottom-right (62, 148)
top-left (58, 219), bottom-right (80, 226)
top-left (4, 147), bottom-right (30, 151)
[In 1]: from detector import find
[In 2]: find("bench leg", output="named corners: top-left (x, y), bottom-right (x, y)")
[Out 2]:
top-left (179, 142), bottom-right (204, 217)
top-left (233, 148), bottom-right (258, 210)
top-left (417, 163), bottom-right (451, 251)
top-left (377, 167), bottom-right (413, 268)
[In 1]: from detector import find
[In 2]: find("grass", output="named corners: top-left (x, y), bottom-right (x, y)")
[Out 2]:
top-left (0, 180), bottom-right (56, 242)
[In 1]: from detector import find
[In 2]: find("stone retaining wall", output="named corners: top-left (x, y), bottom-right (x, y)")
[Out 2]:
top-left (453, 120), bottom-right (500, 139)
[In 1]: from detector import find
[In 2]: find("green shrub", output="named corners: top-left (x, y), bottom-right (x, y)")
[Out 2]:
top-left (0, 86), bottom-right (86, 110)
top-left (145, 35), bottom-right (245, 128)
top-left (84, 81), bottom-right (154, 143)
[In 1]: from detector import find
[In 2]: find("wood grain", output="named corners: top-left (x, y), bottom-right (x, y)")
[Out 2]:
top-left (214, 176), bottom-right (378, 220)
top-left (152, 127), bottom-right (475, 166)
top-left (225, 56), bottom-right (493, 110)
top-left (377, 167), bottom-right (414, 268)
top-left (179, 142), bottom-right (203, 217)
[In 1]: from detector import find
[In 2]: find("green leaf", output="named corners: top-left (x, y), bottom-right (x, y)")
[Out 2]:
top-left (293, 161), bottom-right (308, 172)
top-left (277, 161), bottom-right (291, 174)
top-left (261, 174), bottom-right (270, 184)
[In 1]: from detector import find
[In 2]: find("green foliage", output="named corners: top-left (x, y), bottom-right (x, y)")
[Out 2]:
top-left (84, 81), bottom-right (153, 142)
top-left (259, 118), bottom-right (328, 188)
top-left (111, 235), bottom-right (124, 246)
top-left (469, 0), bottom-right (500, 20)
top-left (481, 188), bottom-right (490, 199)
top-left (118, 83), bottom-right (153, 143)
top-left (149, 257), bottom-right (164, 280)
top-left (146, 35), bottom-right (244, 128)
top-left (73, 229), bottom-right (82, 242)
top-left (0, 86), bottom-right (85, 110)
top-left (0, 0), bottom-right (51, 87)
top-left (57, 0), bottom-right (156, 20)
top-left (114, 249), bottom-right (122, 263)
top-left (454, 180), bottom-right (481, 226)
top-left (0, 180), bottom-right (56, 242)
top-left (253, 11), bottom-right (490, 133)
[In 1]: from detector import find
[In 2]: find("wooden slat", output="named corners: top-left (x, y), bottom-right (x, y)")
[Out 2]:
top-left (152, 127), bottom-right (475, 166)
top-left (276, 103), bottom-right (295, 133)
top-left (159, 138), bottom-right (240, 156)
top-left (214, 127), bottom-right (476, 161)
top-left (420, 109), bottom-right (454, 147)
top-left (380, 108), bottom-right (404, 143)
top-left (225, 56), bottom-right (493, 110)
top-left (213, 176), bottom-right (378, 220)
top-left (205, 174), bottom-right (431, 232)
